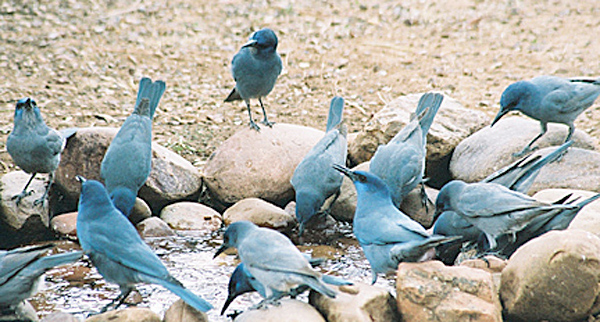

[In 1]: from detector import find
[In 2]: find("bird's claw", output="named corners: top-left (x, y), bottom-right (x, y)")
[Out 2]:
top-left (11, 190), bottom-right (33, 205)
top-left (512, 146), bottom-right (538, 158)
top-left (261, 119), bottom-right (275, 128)
top-left (249, 120), bottom-right (261, 132)
top-left (33, 197), bottom-right (46, 207)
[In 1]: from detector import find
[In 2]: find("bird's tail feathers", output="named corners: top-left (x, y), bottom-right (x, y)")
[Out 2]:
top-left (151, 276), bottom-right (213, 312)
top-left (34, 251), bottom-right (83, 273)
top-left (321, 274), bottom-right (353, 286)
top-left (224, 88), bottom-right (242, 102)
top-left (305, 276), bottom-right (337, 298)
top-left (135, 77), bottom-right (166, 119)
top-left (415, 92), bottom-right (444, 135)
top-left (576, 192), bottom-right (600, 209)
top-left (326, 96), bottom-right (345, 132)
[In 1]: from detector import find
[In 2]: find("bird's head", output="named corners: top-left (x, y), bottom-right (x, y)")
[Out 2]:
top-left (221, 263), bottom-right (254, 315)
top-left (14, 98), bottom-right (41, 122)
top-left (109, 187), bottom-right (137, 217)
top-left (214, 221), bottom-right (256, 258)
top-left (491, 81), bottom-right (531, 127)
top-left (242, 28), bottom-right (278, 53)
top-left (332, 164), bottom-right (391, 199)
top-left (434, 180), bottom-right (467, 219)
top-left (294, 189), bottom-right (323, 236)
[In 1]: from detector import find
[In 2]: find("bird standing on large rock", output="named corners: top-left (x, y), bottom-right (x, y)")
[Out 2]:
top-left (7, 98), bottom-right (66, 206)
top-left (101, 77), bottom-right (166, 217)
top-left (491, 76), bottom-right (600, 157)
top-left (225, 28), bottom-right (282, 131)
top-left (291, 96), bottom-right (347, 234)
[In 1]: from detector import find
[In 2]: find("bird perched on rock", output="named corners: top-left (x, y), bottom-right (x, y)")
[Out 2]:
top-left (0, 244), bottom-right (82, 310)
top-left (435, 180), bottom-right (579, 250)
top-left (221, 256), bottom-right (351, 315)
top-left (76, 177), bottom-right (212, 313)
top-left (370, 93), bottom-right (444, 208)
top-left (333, 165), bottom-right (459, 283)
top-left (214, 221), bottom-right (336, 307)
top-left (225, 28), bottom-right (282, 131)
top-left (7, 98), bottom-right (66, 206)
top-left (291, 96), bottom-right (347, 234)
top-left (491, 76), bottom-right (600, 157)
top-left (101, 77), bottom-right (166, 217)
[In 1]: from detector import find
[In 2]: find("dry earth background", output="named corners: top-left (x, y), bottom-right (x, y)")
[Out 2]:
top-left (1, 0), bottom-right (600, 171)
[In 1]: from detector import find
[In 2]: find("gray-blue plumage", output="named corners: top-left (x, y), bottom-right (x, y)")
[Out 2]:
top-left (370, 93), bottom-right (443, 207)
top-left (7, 98), bottom-right (65, 206)
top-left (76, 178), bottom-right (212, 313)
top-left (0, 244), bottom-right (82, 309)
top-left (214, 221), bottom-right (336, 306)
top-left (225, 28), bottom-right (282, 131)
top-left (101, 77), bottom-right (166, 216)
top-left (333, 165), bottom-right (458, 283)
top-left (221, 256), bottom-right (351, 315)
top-left (435, 180), bottom-right (579, 250)
top-left (291, 96), bottom-right (347, 234)
top-left (492, 76), bottom-right (600, 156)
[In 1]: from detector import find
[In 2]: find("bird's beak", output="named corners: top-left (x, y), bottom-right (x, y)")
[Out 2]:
top-left (241, 39), bottom-right (257, 48)
top-left (75, 176), bottom-right (87, 184)
top-left (490, 108), bottom-right (509, 127)
top-left (332, 164), bottom-right (359, 181)
top-left (214, 244), bottom-right (228, 259)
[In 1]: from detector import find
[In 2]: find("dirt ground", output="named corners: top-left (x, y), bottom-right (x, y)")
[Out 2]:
top-left (1, 0), bottom-right (599, 170)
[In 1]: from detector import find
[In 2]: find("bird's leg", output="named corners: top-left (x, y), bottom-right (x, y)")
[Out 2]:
top-left (370, 270), bottom-right (378, 285)
top-left (245, 101), bottom-right (261, 131)
top-left (12, 173), bottom-right (37, 205)
top-left (34, 172), bottom-right (54, 206)
top-left (513, 123), bottom-right (547, 157)
top-left (419, 180), bottom-right (431, 213)
top-left (322, 188), bottom-right (342, 216)
top-left (554, 125), bottom-right (574, 162)
top-left (100, 288), bottom-right (133, 313)
top-left (258, 98), bottom-right (274, 128)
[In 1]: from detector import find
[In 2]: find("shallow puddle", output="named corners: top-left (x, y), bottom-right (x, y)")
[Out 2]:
top-left (30, 230), bottom-right (396, 321)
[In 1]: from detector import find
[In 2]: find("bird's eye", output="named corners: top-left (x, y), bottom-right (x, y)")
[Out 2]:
top-left (358, 174), bottom-right (367, 183)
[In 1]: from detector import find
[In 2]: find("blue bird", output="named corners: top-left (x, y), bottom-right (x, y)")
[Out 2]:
top-left (76, 178), bottom-right (212, 313)
top-left (291, 96), bottom-right (347, 235)
top-left (214, 221), bottom-right (336, 307)
top-left (333, 165), bottom-right (459, 284)
top-left (101, 77), bottom-right (166, 217)
top-left (491, 76), bottom-right (600, 157)
top-left (0, 244), bottom-right (82, 309)
top-left (221, 255), bottom-right (351, 315)
top-left (7, 98), bottom-right (66, 206)
top-left (225, 28), bottom-right (282, 131)
top-left (435, 180), bottom-right (580, 250)
top-left (370, 93), bottom-right (444, 208)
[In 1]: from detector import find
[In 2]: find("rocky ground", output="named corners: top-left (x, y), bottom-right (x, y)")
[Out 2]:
top-left (1, 0), bottom-right (599, 171)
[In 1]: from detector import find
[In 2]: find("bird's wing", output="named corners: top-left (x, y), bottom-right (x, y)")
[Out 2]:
top-left (240, 230), bottom-right (319, 278)
top-left (0, 245), bottom-right (51, 285)
top-left (356, 208), bottom-right (430, 246)
top-left (44, 128), bottom-right (66, 156)
top-left (370, 143), bottom-right (423, 194)
top-left (543, 81), bottom-right (600, 114)
top-left (457, 183), bottom-right (546, 218)
top-left (292, 130), bottom-right (346, 188)
top-left (82, 210), bottom-right (170, 279)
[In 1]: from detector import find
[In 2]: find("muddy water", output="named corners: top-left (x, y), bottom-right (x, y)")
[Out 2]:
top-left (30, 231), bottom-right (396, 321)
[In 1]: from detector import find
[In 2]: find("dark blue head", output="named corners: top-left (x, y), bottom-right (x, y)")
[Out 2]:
top-left (109, 186), bottom-right (137, 217)
top-left (214, 221), bottom-right (257, 258)
top-left (295, 189), bottom-right (323, 236)
top-left (491, 81), bottom-right (533, 127)
top-left (332, 164), bottom-right (391, 202)
top-left (77, 177), bottom-right (115, 220)
top-left (221, 263), bottom-right (256, 315)
top-left (14, 98), bottom-right (43, 124)
top-left (243, 28), bottom-right (278, 53)
top-left (434, 180), bottom-right (467, 218)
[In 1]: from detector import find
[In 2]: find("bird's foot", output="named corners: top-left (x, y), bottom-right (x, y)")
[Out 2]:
top-left (261, 119), bottom-right (275, 128)
top-left (11, 190), bottom-right (33, 205)
top-left (249, 120), bottom-right (261, 131)
top-left (33, 195), bottom-right (48, 207)
top-left (251, 298), bottom-right (281, 310)
top-left (512, 146), bottom-right (538, 158)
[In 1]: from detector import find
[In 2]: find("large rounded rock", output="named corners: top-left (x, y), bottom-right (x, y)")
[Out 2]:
top-left (500, 229), bottom-right (600, 322)
top-left (309, 282), bottom-right (401, 322)
top-left (348, 93), bottom-right (489, 187)
top-left (85, 307), bottom-right (161, 322)
top-left (160, 202), bottom-right (221, 232)
top-left (396, 261), bottom-right (502, 322)
top-left (0, 171), bottom-right (53, 248)
top-left (533, 189), bottom-right (600, 236)
top-left (223, 198), bottom-right (295, 231)
top-left (136, 217), bottom-right (177, 238)
top-left (202, 124), bottom-right (324, 207)
top-left (450, 116), bottom-right (596, 184)
top-left (234, 299), bottom-right (326, 322)
top-left (163, 299), bottom-right (209, 322)
top-left (54, 127), bottom-right (202, 214)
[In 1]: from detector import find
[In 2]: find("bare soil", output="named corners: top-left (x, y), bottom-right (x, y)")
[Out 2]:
top-left (1, 0), bottom-right (599, 170)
